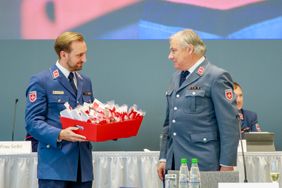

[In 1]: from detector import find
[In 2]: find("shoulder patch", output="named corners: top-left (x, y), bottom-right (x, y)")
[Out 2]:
top-left (29, 91), bottom-right (37, 103)
top-left (225, 89), bottom-right (233, 101)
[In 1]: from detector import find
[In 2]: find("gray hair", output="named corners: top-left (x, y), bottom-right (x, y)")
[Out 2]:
top-left (170, 29), bottom-right (206, 56)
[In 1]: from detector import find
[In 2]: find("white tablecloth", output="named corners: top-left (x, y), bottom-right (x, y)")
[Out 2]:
top-left (237, 151), bottom-right (282, 185)
top-left (0, 151), bottom-right (281, 188)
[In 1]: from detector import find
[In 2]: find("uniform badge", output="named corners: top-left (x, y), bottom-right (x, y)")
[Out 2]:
top-left (197, 66), bottom-right (205, 76)
top-left (53, 69), bottom-right (59, 79)
top-left (189, 86), bottom-right (201, 90)
top-left (29, 91), bottom-right (37, 103)
top-left (52, 90), bottom-right (64, 95)
top-left (83, 92), bottom-right (92, 96)
top-left (225, 89), bottom-right (233, 101)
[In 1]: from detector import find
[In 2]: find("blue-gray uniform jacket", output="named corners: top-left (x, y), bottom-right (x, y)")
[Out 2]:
top-left (25, 64), bottom-right (94, 182)
top-left (159, 59), bottom-right (240, 171)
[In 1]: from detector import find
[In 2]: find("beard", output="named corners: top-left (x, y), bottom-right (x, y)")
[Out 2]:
top-left (68, 61), bottom-right (84, 71)
top-left (74, 64), bottom-right (83, 71)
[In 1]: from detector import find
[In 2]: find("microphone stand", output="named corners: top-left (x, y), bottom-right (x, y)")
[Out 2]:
top-left (11, 98), bottom-right (19, 141)
top-left (237, 115), bottom-right (248, 183)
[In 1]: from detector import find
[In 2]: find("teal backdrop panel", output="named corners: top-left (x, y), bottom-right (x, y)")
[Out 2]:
top-left (0, 40), bottom-right (281, 151)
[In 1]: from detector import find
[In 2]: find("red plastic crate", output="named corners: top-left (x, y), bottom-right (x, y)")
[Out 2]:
top-left (60, 116), bottom-right (143, 142)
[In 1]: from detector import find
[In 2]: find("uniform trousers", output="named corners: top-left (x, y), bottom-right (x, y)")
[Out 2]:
top-left (38, 151), bottom-right (92, 188)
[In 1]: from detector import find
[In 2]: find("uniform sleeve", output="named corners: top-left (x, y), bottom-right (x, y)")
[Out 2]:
top-left (25, 75), bottom-right (61, 148)
top-left (251, 112), bottom-right (259, 131)
top-left (159, 105), bottom-right (169, 160)
top-left (211, 72), bottom-right (240, 166)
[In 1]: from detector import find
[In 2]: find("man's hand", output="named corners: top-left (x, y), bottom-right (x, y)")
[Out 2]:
top-left (157, 162), bottom-right (166, 181)
top-left (220, 166), bottom-right (234, 171)
top-left (58, 126), bottom-right (86, 142)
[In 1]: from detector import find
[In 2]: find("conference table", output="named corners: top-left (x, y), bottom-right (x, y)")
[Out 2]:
top-left (0, 151), bottom-right (281, 188)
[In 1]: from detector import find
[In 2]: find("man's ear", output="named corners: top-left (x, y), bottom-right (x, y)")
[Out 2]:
top-left (60, 51), bottom-right (67, 59)
top-left (186, 44), bottom-right (194, 55)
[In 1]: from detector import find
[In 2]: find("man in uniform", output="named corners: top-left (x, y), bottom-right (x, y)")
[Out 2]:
top-left (25, 31), bottom-right (94, 188)
top-left (233, 82), bottom-right (262, 133)
top-left (157, 29), bottom-right (240, 181)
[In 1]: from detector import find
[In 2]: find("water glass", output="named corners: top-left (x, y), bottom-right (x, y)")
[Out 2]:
top-left (165, 174), bottom-right (177, 188)
top-left (270, 159), bottom-right (280, 183)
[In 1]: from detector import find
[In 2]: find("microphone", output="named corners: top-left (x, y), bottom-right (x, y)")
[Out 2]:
top-left (11, 98), bottom-right (19, 141)
top-left (236, 114), bottom-right (248, 183)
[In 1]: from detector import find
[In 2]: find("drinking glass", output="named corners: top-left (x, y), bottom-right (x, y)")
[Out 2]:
top-left (165, 174), bottom-right (177, 188)
top-left (270, 159), bottom-right (280, 183)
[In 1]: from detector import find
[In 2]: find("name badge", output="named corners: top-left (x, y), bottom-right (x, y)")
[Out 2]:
top-left (52, 90), bottom-right (64, 95)
top-left (83, 92), bottom-right (92, 96)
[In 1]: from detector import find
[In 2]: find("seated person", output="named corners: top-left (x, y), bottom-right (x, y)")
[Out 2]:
top-left (25, 133), bottom-right (38, 152)
top-left (233, 82), bottom-right (262, 133)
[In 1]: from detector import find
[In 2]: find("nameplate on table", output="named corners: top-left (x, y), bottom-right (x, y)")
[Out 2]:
top-left (219, 182), bottom-right (278, 188)
top-left (0, 141), bottom-right (32, 154)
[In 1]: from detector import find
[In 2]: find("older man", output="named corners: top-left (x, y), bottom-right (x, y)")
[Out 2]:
top-left (157, 29), bottom-right (239, 181)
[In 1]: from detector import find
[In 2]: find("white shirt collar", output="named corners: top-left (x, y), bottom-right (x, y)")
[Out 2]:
top-left (55, 61), bottom-right (77, 87)
top-left (56, 60), bottom-right (72, 79)
top-left (188, 56), bottom-right (205, 73)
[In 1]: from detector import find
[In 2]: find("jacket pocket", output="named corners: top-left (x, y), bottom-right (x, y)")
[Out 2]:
top-left (48, 95), bottom-right (69, 111)
top-left (190, 131), bottom-right (218, 144)
top-left (183, 89), bottom-right (205, 113)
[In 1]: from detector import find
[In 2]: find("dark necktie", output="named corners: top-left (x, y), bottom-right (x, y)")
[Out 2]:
top-left (179, 71), bottom-right (189, 86)
top-left (68, 72), bottom-right (77, 96)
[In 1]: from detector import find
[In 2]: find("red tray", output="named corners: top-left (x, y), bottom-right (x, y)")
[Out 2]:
top-left (60, 116), bottom-right (143, 142)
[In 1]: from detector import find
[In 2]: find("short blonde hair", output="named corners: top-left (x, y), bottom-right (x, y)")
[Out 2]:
top-left (170, 29), bottom-right (206, 56)
top-left (54, 31), bottom-right (84, 58)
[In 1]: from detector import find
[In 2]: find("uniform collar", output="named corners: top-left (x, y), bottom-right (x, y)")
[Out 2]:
top-left (188, 56), bottom-right (205, 74)
top-left (56, 60), bottom-right (75, 79)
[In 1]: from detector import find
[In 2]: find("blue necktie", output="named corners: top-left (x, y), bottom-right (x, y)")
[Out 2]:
top-left (68, 72), bottom-right (77, 96)
top-left (179, 71), bottom-right (189, 86)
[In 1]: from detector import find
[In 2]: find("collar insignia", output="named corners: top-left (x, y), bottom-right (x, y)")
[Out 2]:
top-left (197, 66), bottom-right (205, 76)
top-left (53, 69), bottom-right (59, 79)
